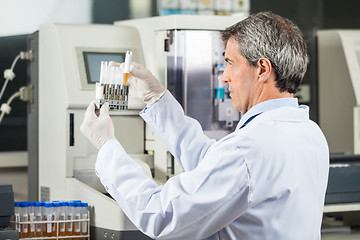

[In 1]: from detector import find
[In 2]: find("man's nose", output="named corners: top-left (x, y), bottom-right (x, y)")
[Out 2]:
top-left (221, 72), bottom-right (229, 83)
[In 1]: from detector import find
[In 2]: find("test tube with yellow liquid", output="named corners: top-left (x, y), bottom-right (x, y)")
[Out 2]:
top-left (123, 51), bottom-right (132, 86)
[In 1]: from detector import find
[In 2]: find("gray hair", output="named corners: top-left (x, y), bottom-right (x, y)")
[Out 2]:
top-left (221, 11), bottom-right (309, 93)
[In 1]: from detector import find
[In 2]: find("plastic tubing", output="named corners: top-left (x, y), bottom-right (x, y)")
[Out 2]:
top-left (0, 54), bottom-right (21, 102)
top-left (0, 91), bottom-right (20, 124)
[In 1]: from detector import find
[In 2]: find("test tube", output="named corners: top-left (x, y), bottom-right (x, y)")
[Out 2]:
top-left (80, 202), bottom-right (88, 240)
top-left (34, 202), bottom-right (43, 237)
top-left (99, 61), bottom-right (107, 84)
top-left (28, 202), bottom-right (36, 237)
top-left (44, 202), bottom-right (53, 238)
top-left (59, 202), bottom-right (67, 236)
top-left (115, 66), bottom-right (122, 84)
top-left (74, 201), bottom-right (82, 239)
top-left (95, 82), bottom-right (103, 109)
top-left (108, 67), bottom-right (115, 102)
top-left (20, 202), bottom-right (29, 238)
top-left (101, 62), bottom-right (109, 102)
top-left (52, 202), bottom-right (60, 237)
top-left (123, 51), bottom-right (133, 86)
top-left (67, 201), bottom-right (75, 237)
top-left (114, 67), bottom-right (122, 101)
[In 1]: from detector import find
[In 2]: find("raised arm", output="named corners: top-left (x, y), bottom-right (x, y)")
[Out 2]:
top-left (141, 90), bottom-right (215, 171)
top-left (126, 62), bottom-right (215, 171)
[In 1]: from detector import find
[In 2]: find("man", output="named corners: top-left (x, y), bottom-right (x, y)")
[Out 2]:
top-left (80, 11), bottom-right (329, 239)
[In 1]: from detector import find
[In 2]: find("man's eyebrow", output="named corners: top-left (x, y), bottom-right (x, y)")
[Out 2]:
top-left (225, 57), bottom-right (233, 63)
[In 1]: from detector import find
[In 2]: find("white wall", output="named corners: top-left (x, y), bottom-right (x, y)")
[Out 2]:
top-left (0, 0), bottom-right (92, 36)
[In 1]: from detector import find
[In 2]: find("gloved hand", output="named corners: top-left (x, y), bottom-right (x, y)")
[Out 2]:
top-left (80, 102), bottom-right (115, 149)
top-left (109, 61), bottom-right (166, 106)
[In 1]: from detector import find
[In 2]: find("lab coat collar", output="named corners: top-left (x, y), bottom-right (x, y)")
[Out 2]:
top-left (236, 98), bottom-right (299, 130)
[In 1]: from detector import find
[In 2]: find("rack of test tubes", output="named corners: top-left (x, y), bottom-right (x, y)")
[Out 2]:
top-left (95, 51), bottom-right (132, 111)
top-left (12, 201), bottom-right (90, 239)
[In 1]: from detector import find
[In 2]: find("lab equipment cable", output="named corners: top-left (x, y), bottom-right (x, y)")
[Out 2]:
top-left (0, 50), bottom-right (33, 125)
top-left (0, 85), bottom-right (33, 124)
top-left (0, 54), bottom-right (20, 102)
top-left (0, 50), bottom-right (33, 102)
top-left (0, 91), bottom-right (20, 124)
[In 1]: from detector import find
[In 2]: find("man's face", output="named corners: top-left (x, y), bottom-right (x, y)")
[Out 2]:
top-left (221, 38), bottom-right (258, 114)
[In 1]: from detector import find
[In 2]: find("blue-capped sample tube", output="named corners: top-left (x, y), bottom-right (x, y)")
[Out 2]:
top-left (74, 201), bottom-right (82, 237)
top-left (81, 202), bottom-right (89, 239)
top-left (20, 202), bottom-right (29, 238)
top-left (43, 202), bottom-right (53, 238)
top-left (34, 202), bottom-right (43, 237)
top-left (52, 202), bottom-right (60, 237)
top-left (67, 201), bottom-right (75, 236)
top-left (59, 202), bottom-right (67, 236)
top-left (28, 202), bottom-right (35, 237)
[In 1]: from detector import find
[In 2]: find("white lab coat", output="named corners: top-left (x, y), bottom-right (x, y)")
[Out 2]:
top-left (96, 91), bottom-right (329, 239)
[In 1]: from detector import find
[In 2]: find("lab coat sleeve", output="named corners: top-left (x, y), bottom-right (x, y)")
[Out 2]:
top-left (140, 91), bottom-right (216, 171)
top-left (96, 138), bottom-right (251, 239)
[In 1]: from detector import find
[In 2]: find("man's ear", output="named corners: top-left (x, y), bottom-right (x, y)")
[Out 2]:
top-left (256, 57), bottom-right (273, 82)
